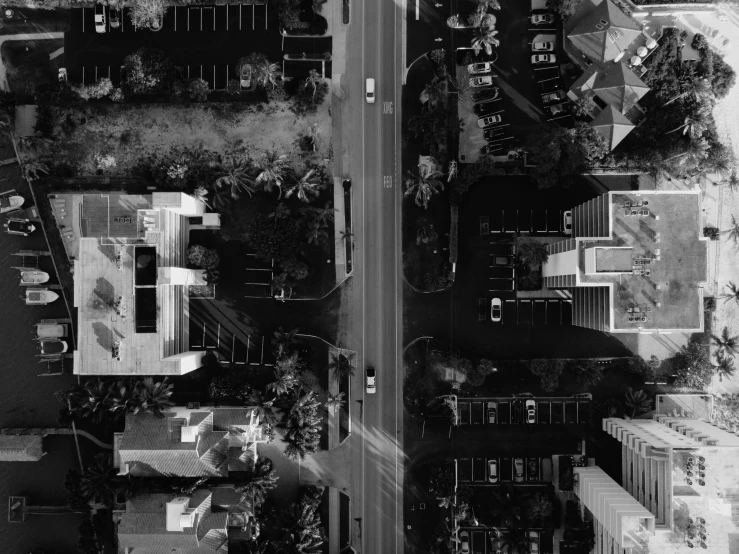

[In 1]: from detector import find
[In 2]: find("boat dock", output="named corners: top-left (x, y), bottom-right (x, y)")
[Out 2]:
top-left (7, 495), bottom-right (75, 523)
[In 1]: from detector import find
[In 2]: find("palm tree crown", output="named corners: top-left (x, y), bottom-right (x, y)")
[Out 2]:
top-left (712, 326), bottom-right (739, 358)
top-left (256, 150), bottom-right (289, 198)
top-left (404, 165), bottom-right (445, 209)
top-left (285, 169), bottom-right (323, 203)
top-left (214, 157), bottom-right (257, 199)
top-left (328, 352), bottom-right (356, 383)
top-left (471, 26), bottom-right (500, 56)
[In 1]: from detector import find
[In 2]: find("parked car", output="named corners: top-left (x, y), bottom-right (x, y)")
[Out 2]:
top-left (460, 531), bottom-right (470, 554)
top-left (493, 150), bottom-right (521, 163)
top-left (539, 79), bottom-right (562, 93)
top-left (563, 210), bottom-right (572, 234)
top-left (491, 298), bottom-right (502, 322)
top-left (473, 88), bottom-right (500, 106)
top-left (483, 128), bottom-right (502, 141)
top-left (473, 88), bottom-right (499, 102)
top-left (477, 115), bottom-right (502, 128)
top-left (528, 458), bottom-right (539, 481)
top-left (488, 459), bottom-right (498, 483)
top-left (481, 144), bottom-right (503, 155)
top-left (474, 102), bottom-right (500, 116)
top-left (470, 76), bottom-right (494, 88)
top-left (467, 62), bottom-right (492, 75)
top-left (240, 64), bottom-right (253, 89)
top-left (493, 255), bottom-right (512, 266)
top-left (526, 400), bottom-right (536, 424)
top-left (487, 401), bottom-right (497, 423)
top-left (366, 78), bottom-right (375, 103)
top-left (528, 530), bottom-right (540, 554)
top-left (532, 42), bottom-right (555, 52)
top-left (366, 365), bottom-right (376, 394)
top-left (94, 3), bottom-right (107, 33)
top-left (547, 102), bottom-right (568, 116)
top-left (531, 13), bottom-right (554, 25)
top-left (532, 54), bottom-right (557, 65)
top-left (512, 400), bottom-right (523, 423)
top-left (514, 458), bottom-right (525, 482)
top-left (542, 90), bottom-right (566, 104)
top-left (109, 8), bottom-right (121, 28)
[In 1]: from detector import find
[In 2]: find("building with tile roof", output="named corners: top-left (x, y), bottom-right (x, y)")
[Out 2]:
top-left (542, 190), bottom-right (708, 333)
top-left (116, 485), bottom-right (256, 554)
top-left (114, 407), bottom-right (266, 477)
top-left (564, 0), bottom-right (661, 150)
top-left (72, 192), bottom-right (221, 376)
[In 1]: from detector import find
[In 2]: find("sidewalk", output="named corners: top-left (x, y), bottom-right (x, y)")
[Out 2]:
top-left (0, 32), bottom-right (64, 91)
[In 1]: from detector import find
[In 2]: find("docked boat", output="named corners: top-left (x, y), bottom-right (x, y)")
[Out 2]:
top-left (19, 270), bottom-right (49, 285)
top-left (25, 289), bottom-right (59, 305)
top-left (0, 194), bottom-right (23, 214)
top-left (35, 321), bottom-right (68, 339)
top-left (39, 339), bottom-right (68, 355)
top-left (5, 218), bottom-right (35, 236)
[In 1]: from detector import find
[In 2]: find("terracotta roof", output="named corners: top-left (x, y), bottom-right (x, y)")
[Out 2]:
top-left (590, 105), bottom-right (635, 150)
top-left (592, 63), bottom-right (649, 114)
top-left (568, 0), bottom-right (643, 65)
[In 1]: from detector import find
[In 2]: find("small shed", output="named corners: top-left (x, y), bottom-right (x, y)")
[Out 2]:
top-left (14, 105), bottom-right (38, 138)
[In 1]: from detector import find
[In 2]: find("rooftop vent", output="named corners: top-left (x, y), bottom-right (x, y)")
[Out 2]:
top-left (181, 425), bottom-right (199, 443)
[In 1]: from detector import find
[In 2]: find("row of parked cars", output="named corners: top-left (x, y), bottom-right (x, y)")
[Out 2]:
top-left (459, 528), bottom-right (540, 554)
top-left (486, 456), bottom-right (540, 483)
top-left (467, 62), bottom-right (508, 155)
top-left (487, 399), bottom-right (536, 424)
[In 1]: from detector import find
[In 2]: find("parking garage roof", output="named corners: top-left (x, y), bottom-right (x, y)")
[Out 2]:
top-left (577, 191), bottom-right (708, 332)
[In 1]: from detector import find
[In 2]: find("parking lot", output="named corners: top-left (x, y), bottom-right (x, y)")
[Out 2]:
top-left (65, 5), bottom-right (331, 88)
top-left (456, 455), bottom-right (546, 483)
top-left (456, 396), bottom-right (590, 426)
top-left (480, 207), bottom-right (569, 235)
top-left (243, 252), bottom-right (276, 297)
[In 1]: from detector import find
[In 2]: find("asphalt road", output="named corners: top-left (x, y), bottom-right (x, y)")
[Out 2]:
top-left (344, 0), bottom-right (404, 552)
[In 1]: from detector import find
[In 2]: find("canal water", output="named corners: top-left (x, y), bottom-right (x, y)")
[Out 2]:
top-left (0, 155), bottom-right (85, 553)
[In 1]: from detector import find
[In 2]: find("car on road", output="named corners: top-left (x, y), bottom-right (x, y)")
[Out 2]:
top-left (474, 102), bottom-right (500, 117)
top-left (467, 62), bottom-right (492, 75)
top-left (365, 78), bottom-right (375, 103)
top-left (526, 400), bottom-right (536, 424)
top-left (490, 298), bottom-right (502, 322)
top-left (240, 64), bottom-right (253, 89)
top-left (473, 88), bottom-right (499, 102)
top-left (532, 54), bottom-right (557, 65)
top-left (528, 458), bottom-right (539, 481)
top-left (477, 115), bottom-right (502, 128)
top-left (542, 90), bottom-right (566, 104)
top-left (488, 459), bottom-right (498, 482)
top-left (493, 255), bottom-right (512, 266)
top-left (532, 42), bottom-right (555, 52)
top-left (512, 400), bottom-right (523, 423)
top-left (487, 401), bottom-right (497, 423)
top-left (473, 88), bottom-right (500, 106)
top-left (470, 76), bottom-right (494, 88)
top-left (459, 530), bottom-right (470, 554)
top-left (539, 79), bottom-right (562, 93)
top-left (528, 530), bottom-right (540, 554)
top-left (531, 13), bottom-right (554, 25)
top-left (514, 458), bottom-right (525, 482)
top-left (481, 144), bottom-right (502, 155)
top-left (95, 3), bottom-right (107, 33)
top-left (563, 210), bottom-right (572, 234)
top-left (366, 365), bottom-right (376, 394)
top-left (547, 102), bottom-right (568, 116)
top-left (109, 8), bottom-right (121, 28)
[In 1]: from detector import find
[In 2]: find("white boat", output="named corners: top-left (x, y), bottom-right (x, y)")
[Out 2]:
top-left (36, 322), bottom-right (68, 338)
top-left (39, 339), bottom-right (68, 355)
top-left (25, 289), bottom-right (59, 305)
top-left (0, 194), bottom-right (23, 214)
top-left (5, 218), bottom-right (35, 236)
top-left (20, 270), bottom-right (49, 285)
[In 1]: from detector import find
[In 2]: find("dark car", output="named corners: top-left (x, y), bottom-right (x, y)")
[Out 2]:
top-left (473, 88), bottom-right (499, 102)
top-left (539, 79), bottom-right (562, 93)
top-left (109, 8), bottom-right (121, 28)
top-left (481, 144), bottom-right (503, 155)
top-left (493, 255), bottom-right (512, 266)
top-left (528, 458), bottom-right (539, 481)
top-left (512, 400), bottom-right (523, 424)
top-left (483, 128), bottom-right (503, 141)
top-left (474, 103), bottom-right (500, 117)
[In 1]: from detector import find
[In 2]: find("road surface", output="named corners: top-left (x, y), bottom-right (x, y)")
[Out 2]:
top-left (346, 0), bottom-right (404, 552)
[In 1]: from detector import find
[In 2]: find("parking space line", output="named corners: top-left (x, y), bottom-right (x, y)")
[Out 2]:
top-left (187, 8), bottom-right (190, 31)
top-left (533, 66), bottom-right (556, 71)
top-left (216, 323), bottom-right (221, 348)
top-left (265, 3), bottom-right (268, 29)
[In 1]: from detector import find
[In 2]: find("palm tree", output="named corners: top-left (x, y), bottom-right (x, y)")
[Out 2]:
top-left (712, 326), bottom-right (739, 358)
top-left (666, 137), bottom-right (711, 167)
top-left (235, 457), bottom-right (279, 506)
top-left (254, 60), bottom-right (282, 89)
top-left (420, 75), bottom-right (447, 108)
top-left (304, 69), bottom-right (323, 99)
top-left (277, 494), bottom-right (325, 551)
top-left (78, 454), bottom-right (117, 505)
top-left (624, 388), bottom-right (652, 417)
top-left (328, 352), bottom-right (356, 383)
top-left (477, 0), bottom-right (501, 10)
top-left (131, 377), bottom-right (174, 418)
top-left (662, 74), bottom-right (711, 107)
top-left (23, 161), bottom-right (49, 181)
top-left (404, 165), bottom-right (445, 209)
top-left (285, 169), bottom-right (323, 203)
top-left (725, 171), bottom-right (739, 192)
top-left (267, 367), bottom-right (299, 397)
top-left (416, 218), bottom-right (438, 245)
top-left (214, 156), bottom-right (257, 199)
top-left (715, 352), bottom-right (736, 382)
top-left (340, 227), bottom-right (355, 245)
top-left (256, 150), bottom-right (289, 198)
top-left (665, 108), bottom-right (710, 139)
top-left (490, 484), bottom-right (530, 528)
top-left (471, 25), bottom-right (499, 56)
top-left (246, 390), bottom-right (279, 428)
top-left (325, 391), bottom-right (346, 411)
top-left (304, 201), bottom-right (335, 230)
top-left (272, 326), bottom-right (300, 357)
top-left (573, 360), bottom-right (604, 387)
top-left (269, 272), bottom-right (293, 299)
top-left (305, 220), bottom-right (328, 245)
top-left (424, 270), bottom-right (449, 291)
top-left (722, 282), bottom-right (739, 304)
top-left (516, 236), bottom-right (549, 266)
top-left (724, 215), bottom-right (739, 245)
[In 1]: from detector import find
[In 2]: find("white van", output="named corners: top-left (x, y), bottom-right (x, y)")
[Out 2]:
top-left (365, 78), bottom-right (375, 104)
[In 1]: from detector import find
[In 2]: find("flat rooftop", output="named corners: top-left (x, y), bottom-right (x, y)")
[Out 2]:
top-left (81, 194), bottom-right (151, 238)
top-left (578, 192), bottom-right (707, 331)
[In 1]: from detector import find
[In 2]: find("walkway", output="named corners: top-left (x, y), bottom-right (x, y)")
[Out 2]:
top-left (0, 32), bottom-right (64, 91)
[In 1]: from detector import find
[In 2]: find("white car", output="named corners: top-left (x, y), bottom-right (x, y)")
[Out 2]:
top-left (526, 400), bottom-right (536, 424)
top-left (528, 531), bottom-right (540, 554)
top-left (366, 365), bottom-right (376, 394)
top-left (488, 459), bottom-right (498, 483)
top-left (532, 54), bottom-right (557, 65)
top-left (469, 76), bottom-right (494, 88)
top-left (563, 210), bottom-right (572, 234)
top-left (366, 78), bottom-right (375, 103)
top-left (467, 62), bottom-right (491, 75)
top-left (491, 298), bottom-right (502, 322)
top-left (94, 3), bottom-right (106, 33)
top-left (477, 115), bottom-right (502, 128)
top-left (240, 64), bottom-right (252, 89)
top-left (531, 13), bottom-right (554, 25)
top-left (459, 531), bottom-right (470, 554)
top-left (532, 42), bottom-right (555, 52)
